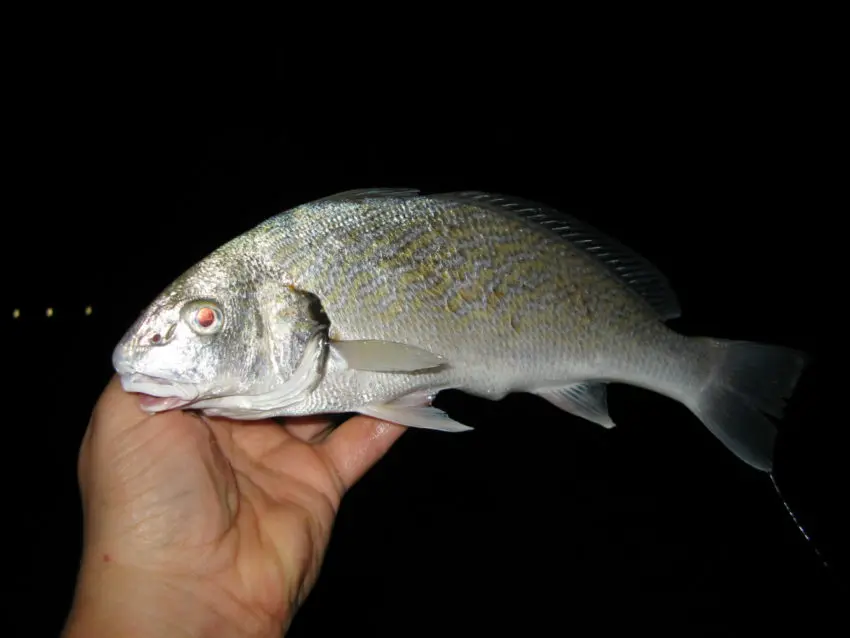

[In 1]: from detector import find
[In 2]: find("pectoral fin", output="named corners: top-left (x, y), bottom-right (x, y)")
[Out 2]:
top-left (331, 340), bottom-right (447, 373)
top-left (536, 382), bottom-right (615, 428)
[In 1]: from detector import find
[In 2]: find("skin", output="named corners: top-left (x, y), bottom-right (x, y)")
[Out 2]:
top-left (62, 375), bottom-right (406, 638)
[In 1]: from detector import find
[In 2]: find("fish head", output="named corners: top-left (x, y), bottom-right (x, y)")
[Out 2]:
top-left (112, 250), bottom-right (280, 413)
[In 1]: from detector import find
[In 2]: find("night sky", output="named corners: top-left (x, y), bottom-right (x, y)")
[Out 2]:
top-left (6, 38), bottom-right (844, 636)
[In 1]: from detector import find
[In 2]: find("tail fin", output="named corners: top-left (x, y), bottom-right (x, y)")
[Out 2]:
top-left (689, 339), bottom-right (808, 472)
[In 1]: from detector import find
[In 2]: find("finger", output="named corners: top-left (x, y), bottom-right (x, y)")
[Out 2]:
top-left (205, 416), bottom-right (286, 461)
top-left (79, 375), bottom-right (148, 481)
top-left (90, 374), bottom-right (152, 433)
top-left (319, 415), bottom-right (406, 491)
top-left (87, 375), bottom-right (212, 456)
top-left (81, 374), bottom-right (151, 476)
top-left (282, 416), bottom-right (336, 443)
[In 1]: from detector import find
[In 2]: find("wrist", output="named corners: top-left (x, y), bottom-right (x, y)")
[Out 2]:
top-left (63, 557), bottom-right (288, 638)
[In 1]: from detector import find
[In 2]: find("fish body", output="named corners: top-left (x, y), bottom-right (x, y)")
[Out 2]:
top-left (113, 188), bottom-right (807, 472)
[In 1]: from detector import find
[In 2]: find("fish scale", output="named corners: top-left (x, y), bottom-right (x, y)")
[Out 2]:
top-left (113, 188), bottom-right (807, 473)
top-left (272, 198), bottom-right (641, 365)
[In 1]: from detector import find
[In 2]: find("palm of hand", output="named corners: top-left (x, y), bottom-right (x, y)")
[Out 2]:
top-left (78, 377), bottom-right (404, 630)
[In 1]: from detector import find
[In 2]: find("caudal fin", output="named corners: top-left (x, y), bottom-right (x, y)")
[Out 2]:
top-left (689, 339), bottom-right (808, 472)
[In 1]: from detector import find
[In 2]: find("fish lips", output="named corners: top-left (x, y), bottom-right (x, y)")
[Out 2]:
top-left (119, 373), bottom-right (200, 413)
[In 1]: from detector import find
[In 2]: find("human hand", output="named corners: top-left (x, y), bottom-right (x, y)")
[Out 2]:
top-left (63, 375), bottom-right (405, 638)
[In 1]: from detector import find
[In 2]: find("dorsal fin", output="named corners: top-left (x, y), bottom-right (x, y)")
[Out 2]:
top-left (315, 187), bottom-right (421, 203)
top-left (433, 191), bottom-right (681, 320)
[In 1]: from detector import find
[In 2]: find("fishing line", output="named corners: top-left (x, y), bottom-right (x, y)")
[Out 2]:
top-left (768, 471), bottom-right (831, 571)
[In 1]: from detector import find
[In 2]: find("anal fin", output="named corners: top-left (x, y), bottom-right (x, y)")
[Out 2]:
top-left (536, 382), bottom-right (615, 428)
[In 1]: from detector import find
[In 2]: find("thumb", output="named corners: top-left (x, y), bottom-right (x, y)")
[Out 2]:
top-left (318, 415), bottom-right (406, 491)
top-left (79, 375), bottom-right (151, 479)
top-left (91, 375), bottom-right (152, 433)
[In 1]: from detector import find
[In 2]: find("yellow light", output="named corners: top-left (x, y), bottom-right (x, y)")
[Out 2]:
top-left (46, 308), bottom-right (54, 317)
top-left (12, 309), bottom-right (20, 319)
top-left (85, 305), bottom-right (93, 316)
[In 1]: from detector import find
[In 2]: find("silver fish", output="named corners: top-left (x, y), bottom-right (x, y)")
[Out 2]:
top-left (113, 188), bottom-right (807, 472)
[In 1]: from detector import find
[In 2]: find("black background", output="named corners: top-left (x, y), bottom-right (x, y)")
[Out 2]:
top-left (5, 29), bottom-right (844, 637)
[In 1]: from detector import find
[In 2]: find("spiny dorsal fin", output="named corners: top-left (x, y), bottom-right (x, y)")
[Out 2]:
top-left (316, 187), bottom-right (421, 203)
top-left (432, 191), bottom-right (681, 321)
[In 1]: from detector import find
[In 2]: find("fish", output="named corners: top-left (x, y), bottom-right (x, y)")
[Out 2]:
top-left (112, 188), bottom-right (808, 472)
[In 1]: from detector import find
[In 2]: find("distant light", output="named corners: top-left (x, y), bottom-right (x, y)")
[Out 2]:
top-left (85, 305), bottom-right (93, 316)
top-left (12, 309), bottom-right (20, 319)
top-left (46, 307), bottom-right (54, 317)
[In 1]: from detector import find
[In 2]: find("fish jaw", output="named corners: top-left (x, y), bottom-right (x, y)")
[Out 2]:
top-left (137, 394), bottom-right (195, 412)
top-left (118, 373), bottom-right (200, 414)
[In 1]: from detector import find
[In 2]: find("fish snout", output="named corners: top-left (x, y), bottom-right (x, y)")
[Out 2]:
top-left (112, 340), bottom-right (136, 376)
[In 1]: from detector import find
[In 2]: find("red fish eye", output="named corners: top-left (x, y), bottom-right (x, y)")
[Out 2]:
top-left (151, 333), bottom-right (162, 344)
top-left (196, 307), bottom-right (216, 328)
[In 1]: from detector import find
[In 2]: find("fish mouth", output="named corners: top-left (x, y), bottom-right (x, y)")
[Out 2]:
top-left (119, 373), bottom-right (200, 414)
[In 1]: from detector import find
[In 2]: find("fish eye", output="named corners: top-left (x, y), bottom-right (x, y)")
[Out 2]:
top-left (183, 300), bottom-right (223, 335)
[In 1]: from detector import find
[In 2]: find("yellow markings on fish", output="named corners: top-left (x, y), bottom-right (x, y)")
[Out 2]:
top-left (459, 284), bottom-right (482, 303)
top-left (510, 314), bottom-right (522, 333)
top-left (446, 294), bottom-right (462, 313)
